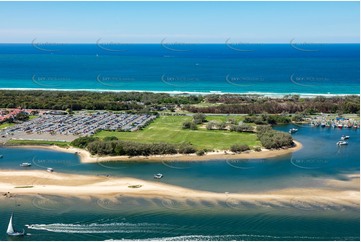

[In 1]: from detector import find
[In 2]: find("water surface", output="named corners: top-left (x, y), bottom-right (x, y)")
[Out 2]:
top-left (0, 124), bottom-right (359, 240)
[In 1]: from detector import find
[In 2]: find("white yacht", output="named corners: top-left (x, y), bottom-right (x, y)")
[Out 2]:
top-left (6, 213), bottom-right (25, 237)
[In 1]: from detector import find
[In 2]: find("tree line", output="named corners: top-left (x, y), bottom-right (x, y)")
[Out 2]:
top-left (71, 136), bottom-right (197, 156)
top-left (0, 90), bottom-right (358, 114)
top-left (243, 114), bottom-right (291, 125)
top-left (184, 95), bottom-right (360, 114)
top-left (0, 90), bottom-right (202, 111)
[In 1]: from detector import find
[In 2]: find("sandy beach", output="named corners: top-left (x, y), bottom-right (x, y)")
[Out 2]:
top-left (7, 140), bottom-right (302, 163)
top-left (0, 170), bottom-right (358, 209)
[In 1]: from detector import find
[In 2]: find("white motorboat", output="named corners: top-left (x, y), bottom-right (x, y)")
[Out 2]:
top-left (336, 141), bottom-right (348, 146)
top-left (341, 135), bottom-right (350, 140)
top-left (154, 173), bottom-right (163, 179)
top-left (47, 168), bottom-right (54, 172)
top-left (19, 162), bottom-right (31, 167)
top-left (289, 128), bottom-right (298, 134)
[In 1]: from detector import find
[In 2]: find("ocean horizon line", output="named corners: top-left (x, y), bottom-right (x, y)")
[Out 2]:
top-left (0, 42), bottom-right (360, 45)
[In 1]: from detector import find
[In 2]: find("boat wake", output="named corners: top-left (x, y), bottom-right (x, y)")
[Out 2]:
top-left (109, 234), bottom-right (360, 241)
top-left (25, 222), bottom-right (359, 241)
top-left (26, 222), bottom-right (174, 234)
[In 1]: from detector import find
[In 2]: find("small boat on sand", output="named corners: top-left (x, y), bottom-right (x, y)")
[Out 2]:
top-left (20, 163), bottom-right (31, 167)
top-left (47, 168), bottom-right (54, 172)
top-left (154, 173), bottom-right (163, 179)
top-left (7, 213), bottom-right (25, 237)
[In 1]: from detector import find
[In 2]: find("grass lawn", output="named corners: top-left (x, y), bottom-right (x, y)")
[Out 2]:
top-left (0, 122), bottom-right (15, 129)
top-left (6, 139), bottom-right (70, 148)
top-left (1, 116), bottom-right (37, 130)
top-left (95, 116), bottom-right (260, 150)
top-left (206, 115), bottom-right (249, 124)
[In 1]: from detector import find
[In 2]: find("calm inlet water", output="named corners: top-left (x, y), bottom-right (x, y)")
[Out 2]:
top-left (0, 124), bottom-right (359, 240)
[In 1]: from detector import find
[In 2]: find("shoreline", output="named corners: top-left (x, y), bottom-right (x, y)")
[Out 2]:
top-left (0, 170), bottom-right (358, 208)
top-left (5, 141), bottom-right (302, 163)
top-left (0, 88), bottom-right (359, 98)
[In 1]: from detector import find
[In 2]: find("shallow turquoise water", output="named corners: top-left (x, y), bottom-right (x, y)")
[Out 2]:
top-left (0, 124), bottom-right (359, 193)
top-left (0, 124), bottom-right (359, 240)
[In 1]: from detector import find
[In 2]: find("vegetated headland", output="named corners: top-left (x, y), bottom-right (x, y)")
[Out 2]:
top-left (0, 90), bottom-right (359, 162)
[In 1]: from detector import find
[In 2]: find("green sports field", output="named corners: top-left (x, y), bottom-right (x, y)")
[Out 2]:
top-left (95, 115), bottom-right (260, 150)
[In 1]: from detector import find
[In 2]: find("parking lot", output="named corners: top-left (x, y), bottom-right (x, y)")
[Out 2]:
top-left (1, 112), bottom-right (157, 141)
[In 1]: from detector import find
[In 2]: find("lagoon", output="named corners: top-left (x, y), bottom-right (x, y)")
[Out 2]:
top-left (0, 124), bottom-right (359, 240)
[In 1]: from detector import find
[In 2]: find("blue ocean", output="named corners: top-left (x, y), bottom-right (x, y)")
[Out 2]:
top-left (0, 44), bottom-right (359, 95)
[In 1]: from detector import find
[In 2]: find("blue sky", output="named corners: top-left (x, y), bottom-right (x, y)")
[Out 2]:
top-left (0, 1), bottom-right (359, 43)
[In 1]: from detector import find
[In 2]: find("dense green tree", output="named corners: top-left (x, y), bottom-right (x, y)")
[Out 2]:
top-left (230, 144), bottom-right (250, 153)
top-left (256, 126), bottom-right (293, 149)
top-left (103, 136), bottom-right (119, 141)
top-left (71, 136), bottom-right (99, 148)
top-left (182, 121), bottom-right (197, 130)
top-left (15, 112), bottom-right (29, 121)
top-left (193, 113), bottom-right (206, 124)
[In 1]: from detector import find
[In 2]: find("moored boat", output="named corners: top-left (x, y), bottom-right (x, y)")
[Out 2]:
top-left (289, 128), bottom-right (298, 134)
top-left (336, 141), bottom-right (348, 146)
top-left (19, 162), bottom-right (31, 167)
top-left (341, 135), bottom-right (350, 140)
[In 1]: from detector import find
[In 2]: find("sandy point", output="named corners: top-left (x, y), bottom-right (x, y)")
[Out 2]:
top-left (0, 170), bottom-right (358, 210)
top-left (6, 140), bottom-right (302, 164)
